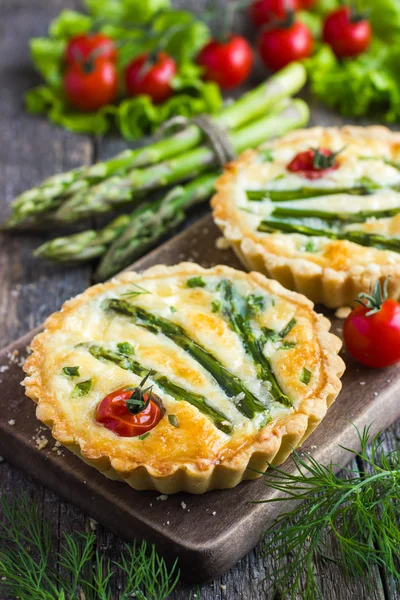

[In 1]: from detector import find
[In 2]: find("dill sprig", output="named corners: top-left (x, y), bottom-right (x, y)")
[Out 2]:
top-left (0, 494), bottom-right (179, 600)
top-left (259, 425), bottom-right (400, 599)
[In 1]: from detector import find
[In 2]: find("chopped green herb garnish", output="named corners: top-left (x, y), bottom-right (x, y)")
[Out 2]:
top-left (280, 341), bottom-right (297, 350)
top-left (300, 367), bottom-right (312, 385)
top-left (126, 372), bottom-right (153, 415)
top-left (170, 306), bottom-right (177, 313)
top-left (138, 432), bottom-right (150, 441)
top-left (71, 379), bottom-right (92, 398)
top-left (261, 328), bottom-right (281, 344)
top-left (62, 366), bottom-right (80, 378)
top-left (280, 318), bottom-right (296, 338)
top-left (211, 299), bottom-right (221, 313)
top-left (168, 414), bottom-right (179, 428)
top-left (186, 276), bottom-right (206, 288)
top-left (259, 148), bottom-right (274, 162)
top-left (121, 283), bottom-right (151, 299)
top-left (117, 342), bottom-right (135, 355)
top-left (305, 240), bottom-right (318, 253)
top-left (247, 294), bottom-right (266, 315)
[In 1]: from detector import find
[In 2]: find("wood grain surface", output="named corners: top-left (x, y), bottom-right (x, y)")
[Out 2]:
top-left (0, 0), bottom-right (399, 598)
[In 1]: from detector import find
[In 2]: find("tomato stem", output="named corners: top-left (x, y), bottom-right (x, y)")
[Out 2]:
top-left (354, 278), bottom-right (390, 316)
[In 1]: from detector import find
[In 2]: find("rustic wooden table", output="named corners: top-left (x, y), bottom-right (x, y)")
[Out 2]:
top-left (0, 1), bottom-right (399, 599)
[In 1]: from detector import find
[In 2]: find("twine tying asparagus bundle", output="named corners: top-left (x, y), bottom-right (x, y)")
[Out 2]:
top-left (3, 63), bottom-right (309, 279)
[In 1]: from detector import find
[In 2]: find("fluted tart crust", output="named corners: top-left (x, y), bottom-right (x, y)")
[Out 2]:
top-left (212, 126), bottom-right (400, 308)
top-left (23, 263), bottom-right (344, 494)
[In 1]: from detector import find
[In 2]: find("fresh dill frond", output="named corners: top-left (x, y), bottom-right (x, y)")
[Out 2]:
top-left (259, 424), bottom-right (400, 599)
top-left (121, 283), bottom-right (151, 299)
top-left (0, 494), bottom-right (179, 600)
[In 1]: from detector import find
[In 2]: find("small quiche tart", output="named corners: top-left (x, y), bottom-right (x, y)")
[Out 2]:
top-left (212, 126), bottom-right (400, 308)
top-left (23, 264), bottom-right (344, 494)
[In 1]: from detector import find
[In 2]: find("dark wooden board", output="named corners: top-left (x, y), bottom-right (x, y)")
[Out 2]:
top-left (0, 214), bottom-right (399, 584)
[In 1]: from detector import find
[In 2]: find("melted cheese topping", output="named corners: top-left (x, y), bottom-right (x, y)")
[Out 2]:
top-left (230, 128), bottom-right (400, 271)
top-left (24, 266), bottom-right (330, 473)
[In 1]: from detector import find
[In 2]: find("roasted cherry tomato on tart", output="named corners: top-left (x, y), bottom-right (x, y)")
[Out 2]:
top-left (287, 148), bottom-right (340, 180)
top-left (344, 280), bottom-right (400, 368)
top-left (96, 374), bottom-right (164, 437)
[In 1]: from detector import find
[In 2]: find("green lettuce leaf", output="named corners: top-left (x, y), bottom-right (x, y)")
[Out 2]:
top-left (29, 38), bottom-right (65, 88)
top-left (49, 9), bottom-right (92, 40)
top-left (25, 64), bottom-right (222, 140)
top-left (25, 0), bottom-right (219, 140)
top-left (84, 0), bottom-right (170, 24)
top-left (25, 85), bottom-right (113, 135)
top-left (363, 0), bottom-right (400, 42)
top-left (152, 10), bottom-right (210, 62)
top-left (117, 74), bottom-right (221, 140)
top-left (306, 41), bottom-right (400, 121)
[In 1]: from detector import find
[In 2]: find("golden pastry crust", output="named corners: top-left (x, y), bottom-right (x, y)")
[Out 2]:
top-left (23, 263), bottom-right (344, 494)
top-left (212, 126), bottom-right (400, 308)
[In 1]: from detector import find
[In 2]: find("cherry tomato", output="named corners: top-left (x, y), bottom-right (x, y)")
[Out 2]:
top-left (96, 386), bottom-right (163, 437)
top-left (125, 52), bottom-right (177, 104)
top-left (64, 59), bottom-right (118, 111)
top-left (287, 148), bottom-right (339, 180)
top-left (196, 35), bottom-right (253, 90)
top-left (257, 20), bottom-right (313, 71)
top-left (344, 282), bottom-right (400, 368)
top-left (323, 7), bottom-right (371, 58)
top-left (250, 0), bottom-right (299, 28)
top-left (65, 34), bottom-right (117, 64)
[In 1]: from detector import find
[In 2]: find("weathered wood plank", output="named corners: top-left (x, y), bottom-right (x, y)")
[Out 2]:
top-left (0, 1), bottom-right (94, 599)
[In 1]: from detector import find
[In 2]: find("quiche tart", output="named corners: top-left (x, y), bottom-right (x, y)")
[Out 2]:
top-left (212, 126), bottom-right (400, 308)
top-left (23, 264), bottom-right (344, 494)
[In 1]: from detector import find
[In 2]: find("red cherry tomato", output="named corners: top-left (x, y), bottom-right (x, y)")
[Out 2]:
top-left (250, 0), bottom-right (299, 28)
top-left (323, 7), bottom-right (371, 58)
top-left (64, 59), bottom-right (118, 111)
top-left (344, 286), bottom-right (400, 368)
top-left (287, 148), bottom-right (339, 180)
top-left (125, 52), bottom-right (177, 104)
top-left (196, 35), bottom-right (253, 90)
top-left (257, 20), bottom-right (313, 71)
top-left (96, 386), bottom-right (163, 437)
top-left (65, 34), bottom-right (117, 64)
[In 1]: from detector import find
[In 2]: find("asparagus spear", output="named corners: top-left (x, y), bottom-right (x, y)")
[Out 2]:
top-left (103, 299), bottom-right (270, 419)
top-left (95, 173), bottom-right (217, 279)
top-left (218, 280), bottom-right (291, 407)
top-left (258, 217), bottom-right (400, 253)
top-left (35, 173), bottom-right (217, 265)
top-left (246, 182), bottom-right (388, 202)
top-left (5, 63), bottom-right (307, 229)
top-left (35, 100), bottom-right (309, 269)
top-left (86, 344), bottom-right (233, 434)
top-left (34, 213), bottom-right (133, 263)
top-left (45, 99), bottom-right (308, 225)
top-left (270, 205), bottom-right (400, 223)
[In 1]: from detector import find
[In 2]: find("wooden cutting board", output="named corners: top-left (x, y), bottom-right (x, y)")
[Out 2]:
top-left (1, 214), bottom-right (399, 583)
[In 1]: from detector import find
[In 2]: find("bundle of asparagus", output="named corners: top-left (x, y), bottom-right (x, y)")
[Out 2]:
top-left (4, 63), bottom-right (309, 278)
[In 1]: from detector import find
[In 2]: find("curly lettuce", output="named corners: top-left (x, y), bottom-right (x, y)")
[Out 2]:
top-left (303, 0), bottom-right (400, 121)
top-left (25, 2), bottom-right (221, 140)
